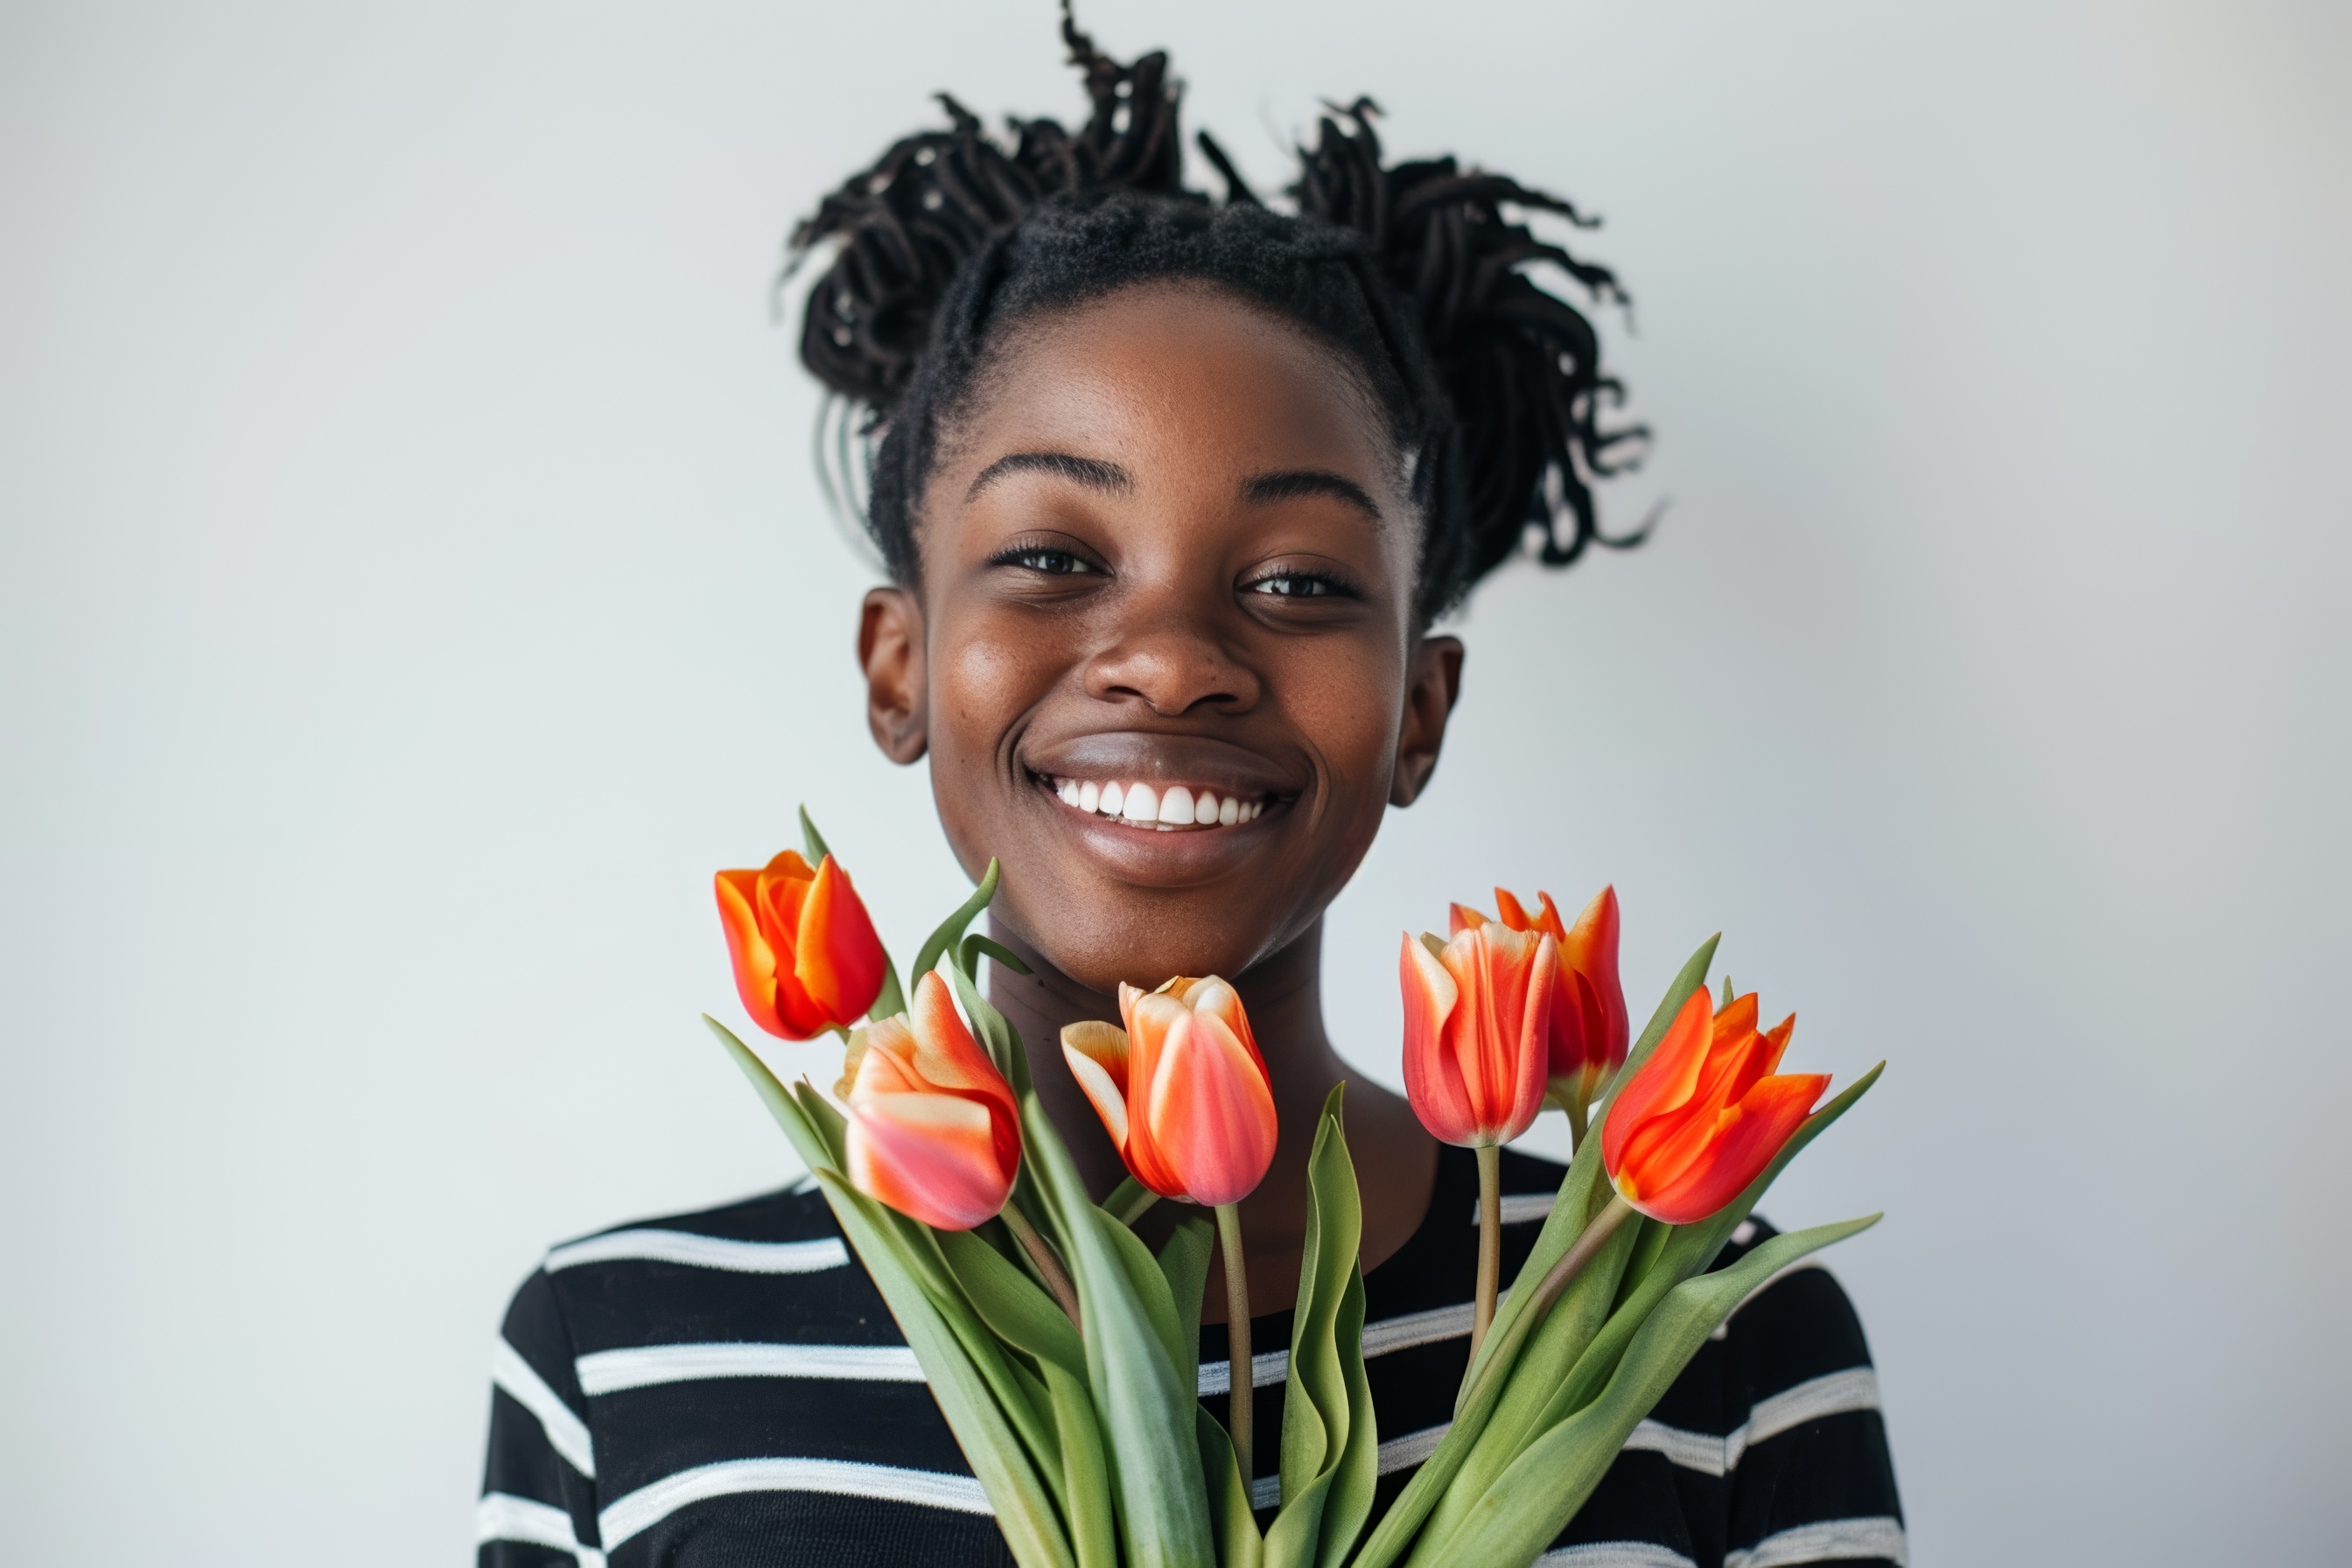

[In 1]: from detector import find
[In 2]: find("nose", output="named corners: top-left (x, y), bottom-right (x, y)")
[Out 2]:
top-left (1082, 597), bottom-right (1262, 716)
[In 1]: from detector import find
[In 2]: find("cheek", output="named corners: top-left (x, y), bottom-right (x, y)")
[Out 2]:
top-left (929, 606), bottom-right (1058, 769)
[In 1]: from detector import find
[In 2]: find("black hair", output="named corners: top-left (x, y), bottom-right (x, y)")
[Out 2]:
top-left (788, 4), bottom-right (1648, 620)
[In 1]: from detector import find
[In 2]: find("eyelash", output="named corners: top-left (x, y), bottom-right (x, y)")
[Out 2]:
top-left (1246, 570), bottom-right (1353, 600)
top-left (992, 546), bottom-right (1100, 576)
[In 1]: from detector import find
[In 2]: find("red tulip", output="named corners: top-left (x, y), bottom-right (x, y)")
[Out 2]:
top-left (838, 970), bottom-right (1020, 1230)
top-left (1493, 885), bottom-right (1629, 1116)
top-left (1401, 916), bottom-right (1557, 1148)
top-left (1601, 987), bottom-right (1830, 1226)
top-left (715, 850), bottom-right (888, 1040)
top-left (1060, 976), bottom-right (1278, 1208)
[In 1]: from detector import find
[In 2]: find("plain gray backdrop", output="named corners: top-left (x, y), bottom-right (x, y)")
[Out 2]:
top-left (4, 1), bottom-right (2347, 1563)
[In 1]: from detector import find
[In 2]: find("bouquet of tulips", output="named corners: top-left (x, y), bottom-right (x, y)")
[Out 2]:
top-left (706, 813), bottom-right (1881, 1568)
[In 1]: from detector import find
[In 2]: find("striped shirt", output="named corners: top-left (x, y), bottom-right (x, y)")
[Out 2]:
top-left (479, 1145), bottom-right (1902, 1567)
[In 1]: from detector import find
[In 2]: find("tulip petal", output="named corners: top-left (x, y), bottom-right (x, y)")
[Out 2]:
top-left (1060, 1022), bottom-right (1134, 1154)
top-left (1601, 987), bottom-right (1715, 1175)
top-left (1493, 888), bottom-right (1536, 933)
top-left (1144, 1012), bottom-right (1279, 1208)
top-left (847, 1091), bottom-right (1012, 1231)
top-left (902, 971), bottom-right (1012, 1107)
top-left (1618, 1074), bottom-right (1829, 1225)
top-left (714, 871), bottom-right (788, 1037)
top-left (1402, 931), bottom-right (1474, 1143)
top-left (796, 855), bottom-right (888, 1027)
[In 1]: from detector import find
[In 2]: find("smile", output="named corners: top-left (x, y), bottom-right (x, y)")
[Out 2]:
top-left (1040, 775), bottom-right (1269, 830)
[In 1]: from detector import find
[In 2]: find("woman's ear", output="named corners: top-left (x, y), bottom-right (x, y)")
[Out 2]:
top-left (1390, 634), bottom-right (1465, 807)
top-left (858, 586), bottom-right (929, 765)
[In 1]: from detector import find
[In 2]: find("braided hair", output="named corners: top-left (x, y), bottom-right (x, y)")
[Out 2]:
top-left (788, 4), bottom-right (1648, 620)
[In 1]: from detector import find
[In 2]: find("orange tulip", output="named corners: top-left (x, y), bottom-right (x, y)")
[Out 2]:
top-left (715, 849), bottom-right (888, 1040)
top-left (838, 970), bottom-right (1021, 1231)
top-left (1060, 975), bottom-right (1278, 1208)
top-left (1491, 885), bottom-right (1628, 1118)
top-left (1402, 916), bottom-right (1557, 1148)
top-left (1601, 986), bottom-right (1830, 1226)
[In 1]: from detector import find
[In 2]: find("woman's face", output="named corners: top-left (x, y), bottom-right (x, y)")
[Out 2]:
top-left (859, 281), bottom-right (1462, 993)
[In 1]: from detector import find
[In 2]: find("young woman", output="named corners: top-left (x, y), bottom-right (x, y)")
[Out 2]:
top-left (478, 16), bottom-right (1901, 1567)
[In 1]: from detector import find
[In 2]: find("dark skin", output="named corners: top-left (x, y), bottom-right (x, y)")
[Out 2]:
top-left (858, 280), bottom-right (1462, 1320)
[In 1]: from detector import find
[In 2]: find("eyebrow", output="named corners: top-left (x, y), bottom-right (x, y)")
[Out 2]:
top-left (965, 452), bottom-right (1132, 502)
top-left (1242, 469), bottom-right (1385, 526)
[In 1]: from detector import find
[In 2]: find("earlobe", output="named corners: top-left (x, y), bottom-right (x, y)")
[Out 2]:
top-left (858, 587), bottom-right (929, 765)
top-left (1390, 634), bottom-right (1465, 808)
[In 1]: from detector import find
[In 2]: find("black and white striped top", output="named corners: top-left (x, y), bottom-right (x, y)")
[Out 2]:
top-left (479, 1145), bottom-right (1902, 1567)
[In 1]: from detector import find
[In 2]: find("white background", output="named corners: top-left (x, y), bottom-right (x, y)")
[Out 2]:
top-left (4, 2), bottom-right (2346, 1563)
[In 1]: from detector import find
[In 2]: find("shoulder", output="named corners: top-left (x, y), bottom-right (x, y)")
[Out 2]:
top-left (508, 1179), bottom-right (900, 1366)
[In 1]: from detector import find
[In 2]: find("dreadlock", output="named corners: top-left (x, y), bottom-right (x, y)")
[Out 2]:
top-left (788, 3), bottom-right (1648, 620)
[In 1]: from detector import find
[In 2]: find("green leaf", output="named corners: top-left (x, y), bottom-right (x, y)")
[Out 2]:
top-left (1414, 1217), bottom-right (1881, 1568)
top-left (807, 1166), bottom-right (1077, 1568)
top-left (1021, 1094), bottom-right (1215, 1568)
top-left (797, 803), bottom-right (833, 865)
top-left (964, 933), bottom-right (1033, 976)
top-left (943, 942), bottom-right (1036, 1102)
top-left (1263, 1085), bottom-right (1376, 1568)
top-left (788, 1080), bottom-right (851, 1175)
top-left (914, 858), bottom-right (1002, 988)
top-left (938, 1228), bottom-right (1087, 1381)
top-left (1408, 1214), bottom-right (1638, 1553)
top-left (1158, 1214), bottom-right (1216, 1400)
top-left (1046, 1361), bottom-right (1120, 1568)
top-left (1198, 1407), bottom-right (1266, 1568)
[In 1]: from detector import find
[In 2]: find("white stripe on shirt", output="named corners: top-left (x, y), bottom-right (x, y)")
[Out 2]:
top-left (1623, 1368), bottom-right (1881, 1478)
top-left (492, 1336), bottom-right (596, 1478)
top-left (599, 1457), bottom-right (992, 1548)
top-left (547, 1228), bottom-right (849, 1276)
top-left (476, 1492), bottom-right (606, 1567)
top-left (1536, 1544), bottom-right (1698, 1568)
top-left (1197, 1296), bottom-right (1495, 1396)
top-left (576, 1341), bottom-right (925, 1395)
top-left (1723, 1515), bottom-right (1908, 1567)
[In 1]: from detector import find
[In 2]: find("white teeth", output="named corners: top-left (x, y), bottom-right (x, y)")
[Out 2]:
top-left (1053, 777), bottom-right (1273, 828)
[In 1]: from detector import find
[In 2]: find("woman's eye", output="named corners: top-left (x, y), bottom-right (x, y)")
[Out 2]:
top-left (1003, 548), bottom-right (1098, 575)
top-left (1248, 572), bottom-right (1341, 598)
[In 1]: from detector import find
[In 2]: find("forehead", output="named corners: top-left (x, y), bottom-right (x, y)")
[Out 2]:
top-left (937, 281), bottom-right (1404, 494)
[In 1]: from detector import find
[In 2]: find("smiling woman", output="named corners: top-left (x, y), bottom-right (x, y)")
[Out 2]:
top-left (475, 9), bottom-right (1900, 1567)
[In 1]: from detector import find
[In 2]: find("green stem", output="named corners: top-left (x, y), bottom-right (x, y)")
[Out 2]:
top-left (1564, 1092), bottom-right (1589, 1156)
top-left (1472, 1144), bottom-right (1503, 1361)
top-left (1459, 1194), bottom-right (1636, 1414)
top-left (1000, 1202), bottom-right (1082, 1329)
top-left (1215, 1201), bottom-right (1253, 1488)
top-left (1104, 1177), bottom-right (1160, 1227)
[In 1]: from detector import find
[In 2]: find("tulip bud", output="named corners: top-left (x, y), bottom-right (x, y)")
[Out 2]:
top-left (1493, 885), bottom-right (1628, 1116)
top-left (841, 971), bottom-right (1021, 1231)
top-left (1600, 987), bottom-right (1830, 1226)
top-left (1400, 917), bottom-right (1556, 1148)
top-left (1060, 975), bottom-right (1278, 1208)
top-left (715, 850), bottom-right (888, 1040)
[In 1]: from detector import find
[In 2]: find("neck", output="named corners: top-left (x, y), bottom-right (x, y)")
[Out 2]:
top-left (985, 914), bottom-right (1438, 1318)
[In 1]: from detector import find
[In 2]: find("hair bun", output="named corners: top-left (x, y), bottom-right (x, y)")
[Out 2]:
top-left (788, 4), bottom-right (1192, 420)
top-left (1294, 102), bottom-right (1649, 580)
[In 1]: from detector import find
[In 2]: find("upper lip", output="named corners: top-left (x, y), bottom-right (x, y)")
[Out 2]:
top-left (1020, 732), bottom-right (1300, 802)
